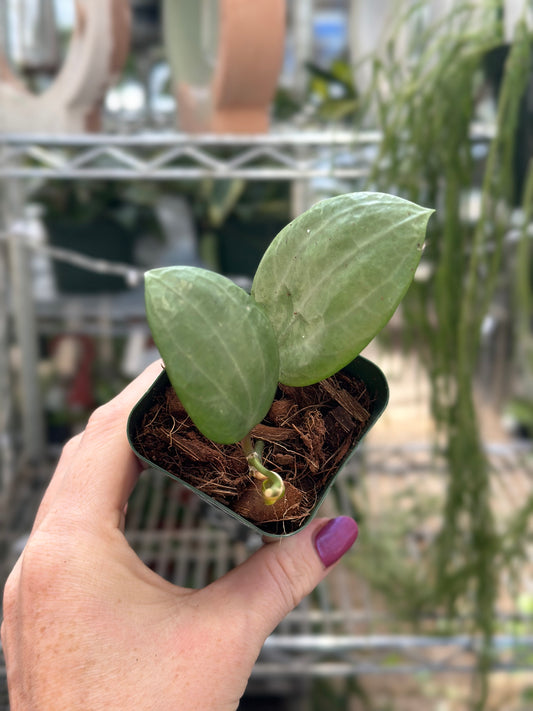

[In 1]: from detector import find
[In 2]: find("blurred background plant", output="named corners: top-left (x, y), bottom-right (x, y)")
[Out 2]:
top-left (353, 3), bottom-right (533, 706)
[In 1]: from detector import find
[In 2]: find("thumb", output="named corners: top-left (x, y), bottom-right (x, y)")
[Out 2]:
top-left (211, 516), bottom-right (358, 641)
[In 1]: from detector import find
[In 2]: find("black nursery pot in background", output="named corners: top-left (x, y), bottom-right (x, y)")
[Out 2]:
top-left (127, 355), bottom-right (389, 538)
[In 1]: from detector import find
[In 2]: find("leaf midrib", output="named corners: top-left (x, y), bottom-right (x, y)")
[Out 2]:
top-left (164, 277), bottom-right (256, 419)
top-left (274, 206), bottom-right (424, 342)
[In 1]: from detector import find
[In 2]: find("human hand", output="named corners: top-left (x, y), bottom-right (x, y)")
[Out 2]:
top-left (1, 361), bottom-right (358, 711)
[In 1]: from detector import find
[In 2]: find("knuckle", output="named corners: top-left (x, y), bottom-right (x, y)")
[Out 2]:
top-left (0, 618), bottom-right (8, 658)
top-left (16, 533), bottom-right (65, 592)
top-left (1, 537), bottom-right (72, 656)
top-left (59, 431), bottom-right (83, 459)
top-left (84, 398), bottom-right (124, 437)
top-left (264, 550), bottom-right (316, 615)
top-left (2, 568), bottom-right (18, 623)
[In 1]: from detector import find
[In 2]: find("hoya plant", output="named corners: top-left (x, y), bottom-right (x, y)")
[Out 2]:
top-left (143, 191), bottom-right (433, 506)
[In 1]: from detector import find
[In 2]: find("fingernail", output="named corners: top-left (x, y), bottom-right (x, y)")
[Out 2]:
top-left (314, 516), bottom-right (359, 568)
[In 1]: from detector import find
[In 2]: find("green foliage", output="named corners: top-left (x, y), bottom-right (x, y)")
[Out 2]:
top-left (509, 163), bottom-right (533, 433)
top-left (310, 677), bottom-right (371, 711)
top-left (35, 180), bottom-right (162, 234)
top-left (172, 178), bottom-right (291, 276)
top-left (252, 192), bottom-right (432, 386)
top-left (201, 178), bottom-right (246, 229)
top-left (350, 491), bottom-right (438, 629)
top-left (145, 267), bottom-right (279, 444)
top-left (362, 2), bottom-right (533, 706)
top-left (353, 485), bottom-right (443, 627)
top-left (145, 192), bottom-right (432, 444)
top-left (306, 59), bottom-right (361, 123)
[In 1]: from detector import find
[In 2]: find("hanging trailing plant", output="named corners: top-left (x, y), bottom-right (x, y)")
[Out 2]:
top-left (507, 162), bottom-right (533, 434)
top-left (363, 2), bottom-right (533, 706)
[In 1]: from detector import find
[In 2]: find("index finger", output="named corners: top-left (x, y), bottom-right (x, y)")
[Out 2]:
top-left (50, 360), bottom-right (163, 526)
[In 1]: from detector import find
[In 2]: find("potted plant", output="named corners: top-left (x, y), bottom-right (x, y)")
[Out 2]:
top-left (128, 191), bottom-right (432, 537)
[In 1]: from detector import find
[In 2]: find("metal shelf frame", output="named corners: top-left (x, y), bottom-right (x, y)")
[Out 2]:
top-left (0, 124), bottom-right (494, 181)
top-left (0, 125), bottom-right (496, 469)
top-left (0, 127), bottom-right (392, 475)
top-left (0, 129), bottom-right (381, 181)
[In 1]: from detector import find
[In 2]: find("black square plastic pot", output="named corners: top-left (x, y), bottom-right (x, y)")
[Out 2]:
top-left (127, 355), bottom-right (389, 538)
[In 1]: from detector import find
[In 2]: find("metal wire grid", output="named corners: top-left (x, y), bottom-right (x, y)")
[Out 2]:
top-left (2, 442), bottom-right (533, 709)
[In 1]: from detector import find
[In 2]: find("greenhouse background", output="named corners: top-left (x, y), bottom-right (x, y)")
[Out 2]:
top-left (2, 1), bottom-right (533, 709)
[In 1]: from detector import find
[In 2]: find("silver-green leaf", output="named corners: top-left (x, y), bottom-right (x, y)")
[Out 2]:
top-left (145, 267), bottom-right (280, 444)
top-left (251, 192), bottom-right (433, 386)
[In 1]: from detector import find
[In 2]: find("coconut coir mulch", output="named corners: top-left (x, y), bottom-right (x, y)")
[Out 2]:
top-left (132, 370), bottom-right (372, 535)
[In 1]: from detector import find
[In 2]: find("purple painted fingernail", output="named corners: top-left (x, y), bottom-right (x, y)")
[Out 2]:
top-left (314, 516), bottom-right (359, 568)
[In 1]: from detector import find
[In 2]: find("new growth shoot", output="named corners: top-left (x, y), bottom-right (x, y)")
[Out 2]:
top-left (241, 435), bottom-right (285, 505)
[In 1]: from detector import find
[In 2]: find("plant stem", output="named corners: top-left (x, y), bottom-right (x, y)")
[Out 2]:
top-left (240, 434), bottom-right (285, 505)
